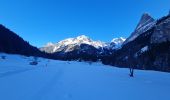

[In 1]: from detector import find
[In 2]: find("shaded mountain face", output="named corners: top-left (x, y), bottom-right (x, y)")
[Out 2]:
top-left (53, 43), bottom-right (101, 61)
top-left (102, 13), bottom-right (170, 72)
top-left (0, 24), bottom-right (50, 58)
top-left (151, 16), bottom-right (170, 44)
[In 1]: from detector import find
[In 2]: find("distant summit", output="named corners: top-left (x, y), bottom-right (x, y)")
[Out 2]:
top-left (123, 13), bottom-right (156, 44)
top-left (40, 35), bottom-right (126, 53)
top-left (135, 13), bottom-right (155, 30)
top-left (40, 35), bottom-right (106, 53)
top-left (40, 35), bottom-right (125, 61)
top-left (111, 37), bottom-right (126, 45)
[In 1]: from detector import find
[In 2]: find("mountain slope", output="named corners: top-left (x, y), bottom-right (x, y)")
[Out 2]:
top-left (123, 13), bottom-right (156, 45)
top-left (40, 35), bottom-right (126, 53)
top-left (107, 37), bottom-right (126, 50)
top-left (40, 35), bottom-right (107, 53)
top-left (40, 35), bottom-right (126, 61)
top-left (0, 24), bottom-right (52, 58)
top-left (102, 13), bottom-right (170, 72)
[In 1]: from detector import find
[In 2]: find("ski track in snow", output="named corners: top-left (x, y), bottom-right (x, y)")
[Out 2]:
top-left (0, 53), bottom-right (170, 100)
top-left (0, 67), bottom-right (36, 78)
top-left (33, 66), bottom-right (66, 100)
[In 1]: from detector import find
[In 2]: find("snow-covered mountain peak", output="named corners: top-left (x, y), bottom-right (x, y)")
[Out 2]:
top-left (45, 42), bottom-right (54, 47)
top-left (58, 38), bottom-right (74, 45)
top-left (59, 35), bottom-right (102, 47)
top-left (76, 35), bottom-right (91, 41)
top-left (40, 35), bottom-right (107, 53)
top-left (75, 35), bottom-right (93, 44)
top-left (111, 37), bottom-right (126, 44)
top-left (40, 36), bottom-right (127, 53)
top-left (57, 35), bottom-right (93, 46)
top-left (106, 37), bottom-right (126, 50)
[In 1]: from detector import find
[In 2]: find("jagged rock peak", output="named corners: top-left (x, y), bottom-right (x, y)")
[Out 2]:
top-left (123, 13), bottom-right (156, 45)
top-left (135, 13), bottom-right (155, 30)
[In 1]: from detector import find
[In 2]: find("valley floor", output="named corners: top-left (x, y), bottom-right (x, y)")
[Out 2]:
top-left (0, 53), bottom-right (170, 100)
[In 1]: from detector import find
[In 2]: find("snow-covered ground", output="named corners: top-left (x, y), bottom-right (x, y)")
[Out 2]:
top-left (0, 53), bottom-right (170, 100)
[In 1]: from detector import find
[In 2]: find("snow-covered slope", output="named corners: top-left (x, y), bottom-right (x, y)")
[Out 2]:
top-left (0, 53), bottom-right (170, 100)
top-left (111, 37), bottom-right (126, 44)
top-left (40, 35), bottom-right (107, 53)
top-left (40, 35), bottom-right (126, 53)
top-left (109, 37), bottom-right (126, 49)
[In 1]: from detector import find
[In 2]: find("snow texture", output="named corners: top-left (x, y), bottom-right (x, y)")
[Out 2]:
top-left (0, 53), bottom-right (170, 100)
top-left (140, 46), bottom-right (149, 53)
top-left (110, 37), bottom-right (126, 49)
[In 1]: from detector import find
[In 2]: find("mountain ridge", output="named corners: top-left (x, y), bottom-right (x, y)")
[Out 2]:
top-left (40, 35), bottom-right (126, 53)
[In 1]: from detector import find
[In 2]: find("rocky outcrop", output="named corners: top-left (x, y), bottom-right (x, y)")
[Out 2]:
top-left (151, 16), bottom-right (170, 44)
top-left (123, 13), bottom-right (156, 45)
top-left (102, 13), bottom-right (170, 72)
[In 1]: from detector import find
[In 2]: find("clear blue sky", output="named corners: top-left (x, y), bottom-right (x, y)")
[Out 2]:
top-left (0, 0), bottom-right (169, 47)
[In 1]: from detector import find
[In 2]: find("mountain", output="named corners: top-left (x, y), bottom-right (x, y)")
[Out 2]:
top-left (40, 35), bottom-right (126, 53)
top-left (40, 35), bottom-right (125, 61)
top-left (0, 23), bottom-right (125, 62)
top-left (40, 35), bottom-right (107, 53)
top-left (0, 24), bottom-right (53, 59)
top-left (107, 37), bottom-right (126, 50)
top-left (40, 35), bottom-right (106, 61)
top-left (102, 12), bottom-right (170, 72)
top-left (123, 13), bottom-right (156, 45)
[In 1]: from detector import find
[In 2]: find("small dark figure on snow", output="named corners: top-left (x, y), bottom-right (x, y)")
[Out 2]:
top-left (129, 67), bottom-right (134, 77)
top-left (128, 49), bottom-right (136, 77)
top-left (29, 57), bottom-right (38, 66)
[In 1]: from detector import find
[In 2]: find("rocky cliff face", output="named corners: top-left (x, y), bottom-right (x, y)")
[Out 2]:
top-left (123, 13), bottom-right (156, 45)
top-left (102, 13), bottom-right (170, 72)
top-left (151, 16), bottom-right (170, 44)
